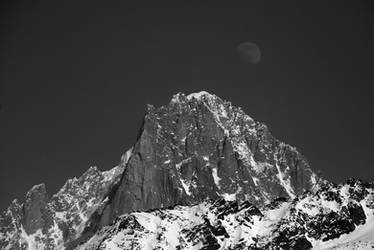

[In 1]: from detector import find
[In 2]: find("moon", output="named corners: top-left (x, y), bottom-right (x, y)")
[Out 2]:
top-left (237, 42), bottom-right (261, 64)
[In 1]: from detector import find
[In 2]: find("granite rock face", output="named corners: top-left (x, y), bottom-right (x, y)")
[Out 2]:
top-left (100, 92), bottom-right (319, 224)
top-left (1, 91), bottom-right (324, 249)
top-left (23, 183), bottom-right (49, 235)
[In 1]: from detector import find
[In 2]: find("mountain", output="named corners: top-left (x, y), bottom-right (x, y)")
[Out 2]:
top-left (75, 179), bottom-right (374, 250)
top-left (1, 91), bottom-right (371, 249)
top-left (0, 150), bottom-right (132, 250)
top-left (96, 91), bottom-right (319, 226)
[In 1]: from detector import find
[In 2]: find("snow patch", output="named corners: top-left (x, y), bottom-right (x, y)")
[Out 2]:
top-left (211, 167), bottom-right (221, 188)
top-left (186, 91), bottom-right (213, 100)
top-left (252, 177), bottom-right (260, 186)
top-left (180, 178), bottom-right (191, 196)
top-left (120, 147), bottom-right (133, 165)
top-left (222, 193), bottom-right (237, 201)
top-left (275, 163), bottom-right (295, 198)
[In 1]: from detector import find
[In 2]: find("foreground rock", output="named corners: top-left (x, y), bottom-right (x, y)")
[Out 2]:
top-left (75, 179), bottom-right (374, 250)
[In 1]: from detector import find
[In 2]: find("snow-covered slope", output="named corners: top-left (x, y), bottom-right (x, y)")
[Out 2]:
top-left (74, 179), bottom-right (374, 250)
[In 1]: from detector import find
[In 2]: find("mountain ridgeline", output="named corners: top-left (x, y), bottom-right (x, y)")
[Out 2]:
top-left (2, 91), bottom-right (372, 250)
top-left (98, 91), bottom-right (318, 226)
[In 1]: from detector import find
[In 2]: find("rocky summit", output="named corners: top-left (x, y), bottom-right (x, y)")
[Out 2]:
top-left (1, 91), bottom-right (372, 250)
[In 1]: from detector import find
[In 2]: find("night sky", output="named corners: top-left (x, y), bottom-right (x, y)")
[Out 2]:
top-left (1, 1), bottom-right (374, 211)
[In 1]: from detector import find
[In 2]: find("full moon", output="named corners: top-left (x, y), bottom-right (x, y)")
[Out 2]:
top-left (237, 42), bottom-right (261, 64)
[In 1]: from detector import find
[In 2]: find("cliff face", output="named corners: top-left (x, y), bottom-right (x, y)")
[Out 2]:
top-left (99, 91), bottom-right (319, 225)
top-left (23, 184), bottom-right (49, 235)
top-left (0, 91), bottom-right (322, 249)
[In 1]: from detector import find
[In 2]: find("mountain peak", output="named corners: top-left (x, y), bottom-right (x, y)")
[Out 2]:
top-left (1, 91), bottom-right (325, 249)
top-left (103, 90), bottom-right (318, 225)
top-left (170, 91), bottom-right (219, 104)
top-left (186, 90), bottom-right (215, 100)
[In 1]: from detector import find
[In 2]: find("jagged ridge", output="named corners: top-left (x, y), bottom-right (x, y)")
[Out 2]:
top-left (75, 179), bottom-right (374, 250)
top-left (0, 149), bottom-right (132, 250)
top-left (1, 91), bottom-right (326, 249)
top-left (100, 91), bottom-right (319, 224)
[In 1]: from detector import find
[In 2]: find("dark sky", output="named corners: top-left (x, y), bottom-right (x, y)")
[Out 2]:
top-left (1, 1), bottom-right (374, 211)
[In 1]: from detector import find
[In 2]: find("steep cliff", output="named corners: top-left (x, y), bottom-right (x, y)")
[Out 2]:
top-left (1, 91), bottom-right (323, 249)
top-left (100, 91), bottom-right (319, 225)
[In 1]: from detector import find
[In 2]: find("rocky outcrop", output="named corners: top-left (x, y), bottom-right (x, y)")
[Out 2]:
top-left (0, 200), bottom-right (24, 249)
top-left (99, 92), bottom-right (319, 225)
top-left (0, 153), bottom-right (130, 250)
top-left (23, 183), bottom-right (49, 234)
